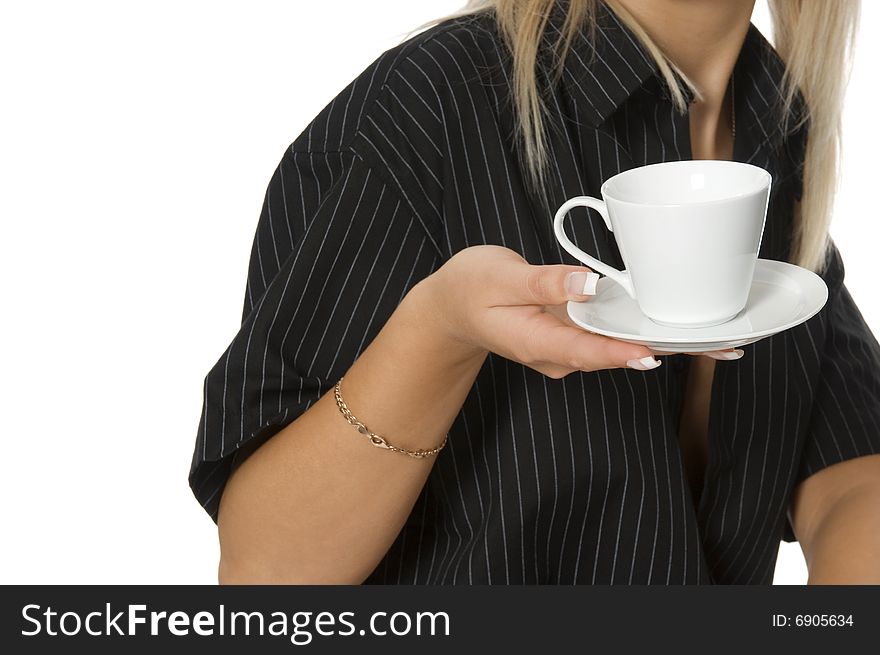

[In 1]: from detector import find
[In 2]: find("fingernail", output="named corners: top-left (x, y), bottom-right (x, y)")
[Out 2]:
top-left (626, 355), bottom-right (662, 371)
top-left (705, 348), bottom-right (744, 360)
top-left (565, 271), bottom-right (600, 296)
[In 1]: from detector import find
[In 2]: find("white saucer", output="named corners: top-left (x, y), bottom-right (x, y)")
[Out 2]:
top-left (566, 259), bottom-right (828, 353)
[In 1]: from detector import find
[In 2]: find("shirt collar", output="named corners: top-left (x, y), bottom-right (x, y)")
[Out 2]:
top-left (546, 1), bottom-right (666, 128)
top-left (549, 1), bottom-right (805, 144)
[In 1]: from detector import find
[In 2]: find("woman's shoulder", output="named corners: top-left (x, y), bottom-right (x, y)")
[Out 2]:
top-left (289, 11), bottom-right (506, 156)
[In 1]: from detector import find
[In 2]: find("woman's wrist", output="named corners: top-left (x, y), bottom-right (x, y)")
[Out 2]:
top-left (401, 275), bottom-right (489, 370)
top-left (331, 276), bottom-right (489, 457)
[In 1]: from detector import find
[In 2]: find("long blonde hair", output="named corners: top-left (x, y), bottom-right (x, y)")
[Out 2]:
top-left (425, 0), bottom-right (860, 274)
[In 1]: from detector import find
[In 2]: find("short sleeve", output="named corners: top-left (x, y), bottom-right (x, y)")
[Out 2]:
top-left (188, 148), bottom-right (442, 522)
top-left (782, 242), bottom-right (880, 542)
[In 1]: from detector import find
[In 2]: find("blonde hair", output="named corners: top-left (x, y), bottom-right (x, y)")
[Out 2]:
top-left (425, 0), bottom-right (860, 274)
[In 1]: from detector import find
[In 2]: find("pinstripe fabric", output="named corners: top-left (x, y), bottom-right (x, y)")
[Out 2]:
top-left (189, 2), bottom-right (880, 584)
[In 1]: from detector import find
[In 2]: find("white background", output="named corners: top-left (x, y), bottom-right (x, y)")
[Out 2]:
top-left (1, 1), bottom-right (876, 585)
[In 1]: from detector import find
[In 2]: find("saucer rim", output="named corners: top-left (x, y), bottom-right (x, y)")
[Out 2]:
top-left (566, 259), bottom-right (828, 344)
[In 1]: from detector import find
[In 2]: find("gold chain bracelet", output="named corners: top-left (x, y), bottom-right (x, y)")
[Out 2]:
top-left (333, 377), bottom-right (447, 459)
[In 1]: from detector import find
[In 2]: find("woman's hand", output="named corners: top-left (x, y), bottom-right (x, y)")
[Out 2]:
top-left (408, 245), bottom-right (640, 377)
top-left (415, 245), bottom-right (745, 378)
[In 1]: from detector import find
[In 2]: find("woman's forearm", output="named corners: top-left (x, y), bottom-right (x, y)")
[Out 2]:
top-left (217, 279), bottom-right (488, 584)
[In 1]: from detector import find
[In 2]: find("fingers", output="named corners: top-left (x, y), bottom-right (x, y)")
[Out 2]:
top-left (506, 311), bottom-right (661, 372)
top-left (701, 348), bottom-right (744, 360)
top-left (474, 253), bottom-right (749, 374)
top-left (541, 301), bottom-right (578, 326)
top-left (512, 262), bottom-right (601, 306)
top-left (650, 347), bottom-right (745, 360)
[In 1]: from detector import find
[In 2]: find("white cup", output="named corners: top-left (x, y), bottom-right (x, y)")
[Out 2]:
top-left (553, 160), bottom-right (772, 328)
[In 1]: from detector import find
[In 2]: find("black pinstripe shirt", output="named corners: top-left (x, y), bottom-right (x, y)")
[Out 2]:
top-left (189, 3), bottom-right (880, 584)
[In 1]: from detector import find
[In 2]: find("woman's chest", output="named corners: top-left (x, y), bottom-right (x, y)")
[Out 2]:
top-left (677, 356), bottom-right (716, 503)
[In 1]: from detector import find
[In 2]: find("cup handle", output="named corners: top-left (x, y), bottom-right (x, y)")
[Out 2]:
top-left (553, 196), bottom-right (635, 299)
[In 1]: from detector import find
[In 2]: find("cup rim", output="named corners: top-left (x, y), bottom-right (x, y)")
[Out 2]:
top-left (601, 159), bottom-right (772, 208)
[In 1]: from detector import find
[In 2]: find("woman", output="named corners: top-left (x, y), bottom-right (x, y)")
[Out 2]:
top-left (189, 0), bottom-right (880, 584)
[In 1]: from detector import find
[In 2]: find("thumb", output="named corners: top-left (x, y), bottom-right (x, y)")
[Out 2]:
top-left (520, 264), bottom-right (600, 306)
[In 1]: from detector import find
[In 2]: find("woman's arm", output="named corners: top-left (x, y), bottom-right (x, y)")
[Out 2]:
top-left (789, 453), bottom-right (880, 584)
top-left (217, 245), bottom-right (662, 584)
top-left (217, 275), bottom-right (487, 584)
top-left (786, 245), bottom-right (880, 583)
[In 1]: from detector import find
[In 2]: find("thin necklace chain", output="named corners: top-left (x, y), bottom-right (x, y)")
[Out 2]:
top-left (730, 74), bottom-right (736, 139)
